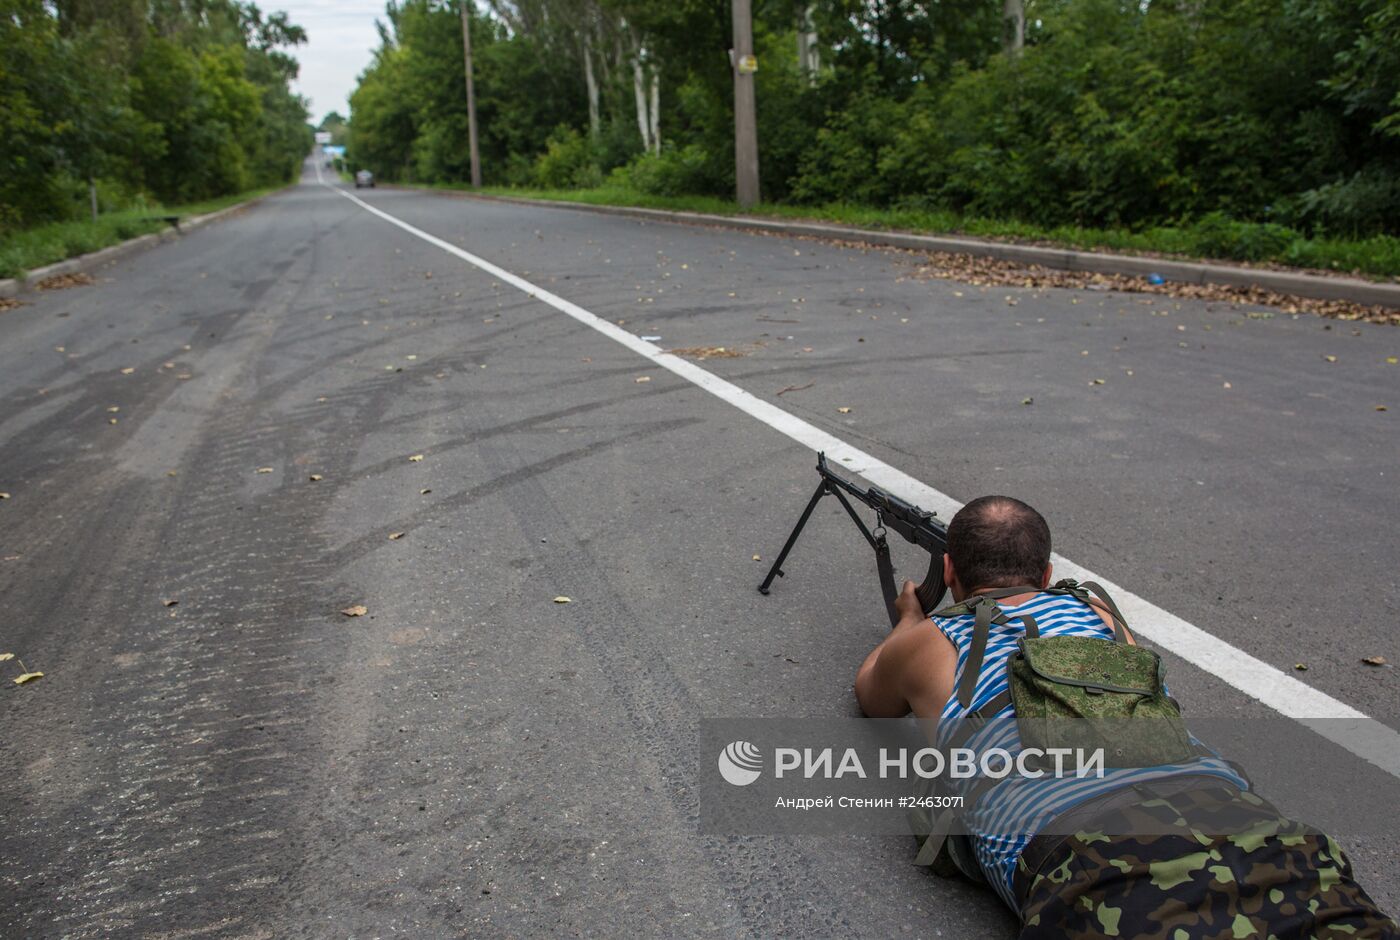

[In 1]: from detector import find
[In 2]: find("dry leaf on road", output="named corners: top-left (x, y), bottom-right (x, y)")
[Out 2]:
top-left (120, 367), bottom-right (135, 375)
top-left (256, 467), bottom-right (274, 474)
top-left (340, 605), bottom-right (368, 617)
top-left (837, 406), bottom-right (852, 414)
top-left (14, 672), bottom-right (42, 685)
top-left (309, 474), bottom-right (323, 481)
top-left (408, 454), bottom-right (424, 462)
top-left (553, 596), bottom-right (572, 604)
top-left (163, 598), bottom-right (178, 607)
top-left (634, 376), bottom-right (651, 383)
top-left (388, 532), bottom-right (405, 540)
top-left (1361, 656), bottom-right (1388, 666)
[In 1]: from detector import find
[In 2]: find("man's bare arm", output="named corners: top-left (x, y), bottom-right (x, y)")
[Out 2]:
top-left (855, 582), bottom-right (952, 719)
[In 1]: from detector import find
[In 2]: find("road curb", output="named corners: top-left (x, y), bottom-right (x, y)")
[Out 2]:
top-left (0, 187), bottom-right (289, 300)
top-left (454, 192), bottom-right (1400, 310)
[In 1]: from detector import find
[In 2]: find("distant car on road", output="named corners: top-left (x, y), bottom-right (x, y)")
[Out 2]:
top-left (355, 170), bottom-right (375, 189)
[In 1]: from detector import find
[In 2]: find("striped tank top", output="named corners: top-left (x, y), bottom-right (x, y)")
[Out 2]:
top-left (931, 592), bottom-right (1248, 908)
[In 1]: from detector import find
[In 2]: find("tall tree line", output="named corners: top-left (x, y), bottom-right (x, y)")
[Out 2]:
top-left (350, 0), bottom-right (1400, 236)
top-left (0, 0), bottom-right (311, 232)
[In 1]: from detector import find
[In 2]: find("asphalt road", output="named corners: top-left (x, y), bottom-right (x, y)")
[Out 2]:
top-left (2, 162), bottom-right (1397, 938)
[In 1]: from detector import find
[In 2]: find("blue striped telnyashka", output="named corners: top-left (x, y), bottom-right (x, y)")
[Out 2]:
top-left (931, 593), bottom-right (1249, 909)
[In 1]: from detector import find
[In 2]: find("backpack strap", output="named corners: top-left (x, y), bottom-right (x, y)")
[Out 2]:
top-left (931, 587), bottom-right (1042, 709)
top-left (1049, 578), bottom-right (1130, 643)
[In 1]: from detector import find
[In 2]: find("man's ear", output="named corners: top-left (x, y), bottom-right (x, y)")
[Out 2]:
top-left (943, 553), bottom-right (958, 595)
top-left (1041, 563), bottom-right (1053, 589)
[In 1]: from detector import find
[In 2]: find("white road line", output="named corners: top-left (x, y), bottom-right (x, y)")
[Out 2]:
top-left (326, 181), bottom-right (1400, 780)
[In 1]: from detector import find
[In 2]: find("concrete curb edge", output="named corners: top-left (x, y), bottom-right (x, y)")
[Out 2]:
top-left (452, 192), bottom-right (1400, 310)
top-left (0, 186), bottom-right (291, 300)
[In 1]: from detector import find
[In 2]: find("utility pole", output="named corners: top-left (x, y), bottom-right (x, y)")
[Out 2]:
top-left (461, 1), bottom-right (482, 188)
top-left (731, 0), bottom-right (760, 208)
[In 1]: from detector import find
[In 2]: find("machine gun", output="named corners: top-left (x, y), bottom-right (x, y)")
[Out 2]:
top-left (757, 453), bottom-right (949, 626)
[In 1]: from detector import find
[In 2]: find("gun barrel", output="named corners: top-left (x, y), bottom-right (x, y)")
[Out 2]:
top-left (816, 456), bottom-right (948, 551)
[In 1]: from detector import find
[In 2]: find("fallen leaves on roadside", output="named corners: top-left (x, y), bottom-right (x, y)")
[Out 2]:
top-left (1294, 663), bottom-right (1308, 671)
top-left (1361, 655), bottom-right (1388, 666)
top-left (837, 406), bottom-right (853, 414)
top-left (553, 596), bottom-right (572, 604)
top-left (35, 272), bottom-right (94, 291)
top-left (908, 252), bottom-right (1400, 325)
top-left (1090, 378), bottom-right (1106, 386)
top-left (107, 406), bottom-right (119, 413)
top-left (1378, 406), bottom-right (1389, 412)
top-left (1324, 355), bottom-right (1338, 363)
top-left (0, 298), bottom-right (25, 312)
top-left (752, 554), bottom-right (761, 561)
top-left (120, 367), bottom-right (135, 375)
top-left (162, 598), bottom-right (178, 607)
top-left (341, 605), bottom-right (368, 617)
top-left (1022, 397), bottom-right (1034, 406)
top-left (669, 346), bottom-right (746, 360)
top-left (388, 532), bottom-right (405, 540)
top-left (256, 466), bottom-right (274, 474)
top-left (1387, 357), bottom-right (1398, 365)
top-left (3, 652), bottom-right (42, 685)
top-left (419, 488), bottom-right (432, 495)
top-left (309, 474), bottom-right (323, 481)
top-left (0, 493), bottom-right (10, 500)
top-left (634, 376), bottom-right (651, 383)
top-left (408, 454), bottom-right (424, 462)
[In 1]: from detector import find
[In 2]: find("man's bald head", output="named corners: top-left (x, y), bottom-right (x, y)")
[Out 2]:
top-left (946, 496), bottom-right (1051, 592)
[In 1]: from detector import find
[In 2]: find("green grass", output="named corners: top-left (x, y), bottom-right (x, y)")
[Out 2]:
top-left (415, 182), bottom-right (1400, 281)
top-left (0, 185), bottom-right (286, 281)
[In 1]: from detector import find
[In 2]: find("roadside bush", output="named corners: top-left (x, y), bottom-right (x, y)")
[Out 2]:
top-left (790, 86), bottom-right (908, 206)
top-left (532, 127), bottom-right (602, 189)
top-left (624, 145), bottom-right (718, 197)
top-left (1187, 212), bottom-right (1299, 262)
top-left (1284, 233), bottom-right (1400, 275)
top-left (1290, 168), bottom-right (1400, 237)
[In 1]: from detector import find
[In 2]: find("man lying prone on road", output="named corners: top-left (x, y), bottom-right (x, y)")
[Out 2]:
top-left (855, 496), bottom-right (1398, 939)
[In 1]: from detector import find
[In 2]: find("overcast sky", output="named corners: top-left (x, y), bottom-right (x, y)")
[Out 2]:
top-left (282, 1), bottom-right (387, 123)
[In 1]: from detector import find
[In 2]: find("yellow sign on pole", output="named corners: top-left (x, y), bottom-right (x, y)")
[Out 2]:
top-left (737, 54), bottom-right (758, 74)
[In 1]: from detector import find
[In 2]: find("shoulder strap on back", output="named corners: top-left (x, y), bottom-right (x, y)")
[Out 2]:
top-left (930, 587), bottom-right (1043, 709)
top-left (1048, 579), bottom-right (1131, 643)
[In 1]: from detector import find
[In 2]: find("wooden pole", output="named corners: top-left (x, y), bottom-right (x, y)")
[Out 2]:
top-left (731, 0), bottom-right (760, 208)
top-left (461, 2), bottom-right (482, 188)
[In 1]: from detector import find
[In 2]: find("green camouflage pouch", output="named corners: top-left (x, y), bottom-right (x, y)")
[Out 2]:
top-left (1009, 634), bottom-right (1196, 768)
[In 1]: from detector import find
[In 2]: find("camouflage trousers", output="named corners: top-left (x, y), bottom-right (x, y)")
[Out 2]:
top-left (1017, 786), bottom-right (1399, 940)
